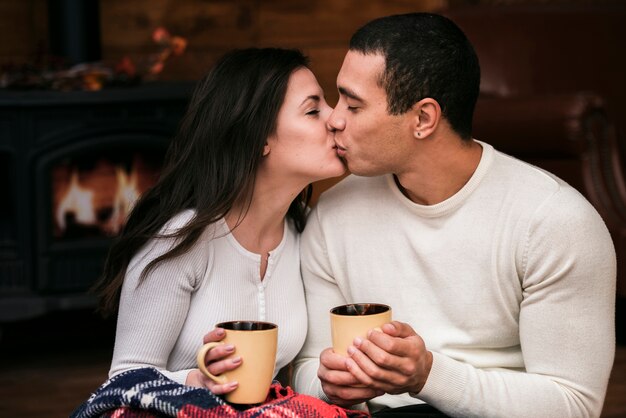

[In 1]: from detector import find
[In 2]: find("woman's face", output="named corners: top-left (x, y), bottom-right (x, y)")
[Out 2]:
top-left (264, 67), bottom-right (346, 184)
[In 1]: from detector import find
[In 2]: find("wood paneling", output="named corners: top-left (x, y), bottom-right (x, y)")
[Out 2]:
top-left (98, 0), bottom-right (445, 83)
top-left (258, 0), bottom-right (444, 46)
top-left (101, 0), bottom-right (260, 53)
top-left (0, 0), bottom-right (47, 62)
top-left (304, 46), bottom-right (352, 105)
top-left (448, 0), bottom-right (621, 4)
top-left (2, 0), bottom-right (622, 74)
top-left (0, 0), bottom-right (444, 82)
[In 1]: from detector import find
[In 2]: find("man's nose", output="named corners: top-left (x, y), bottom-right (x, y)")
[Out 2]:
top-left (327, 109), bottom-right (346, 132)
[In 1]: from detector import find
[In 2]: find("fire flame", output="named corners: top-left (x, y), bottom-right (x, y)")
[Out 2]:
top-left (55, 169), bottom-right (96, 231)
top-left (54, 158), bottom-right (152, 238)
top-left (106, 167), bottom-right (140, 235)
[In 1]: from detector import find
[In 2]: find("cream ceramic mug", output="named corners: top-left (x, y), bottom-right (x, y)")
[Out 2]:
top-left (196, 321), bottom-right (278, 404)
top-left (330, 303), bottom-right (392, 356)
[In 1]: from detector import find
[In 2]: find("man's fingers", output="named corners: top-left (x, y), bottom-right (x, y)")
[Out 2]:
top-left (346, 343), bottom-right (400, 389)
top-left (319, 347), bottom-right (365, 386)
top-left (347, 327), bottom-right (432, 395)
top-left (318, 346), bottom-right (382, 406)
top-left (320, 347), bottom-right (349, 371)
top-left (365, 329), bottom-right (420, 361)
top-left (381, 321), bottom-right (417, 338)
top-left (320, 367), bottom-right (362, 386)
top-left (319, 359), bottom-right (362, 386)
top-left (345, 355), bottom-right (376, 387)
top-left (321, 380), bottom-right (380, 406)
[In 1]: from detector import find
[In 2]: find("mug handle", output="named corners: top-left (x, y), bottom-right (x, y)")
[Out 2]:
top-left (196, 342), bottom-right (229, 384)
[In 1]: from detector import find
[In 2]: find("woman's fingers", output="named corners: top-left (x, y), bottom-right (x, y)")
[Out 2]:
top-left (207, 356), bottom-right (242, 376)
top-left (186, 369), bottom-right (239, 395)
top-left (202, 343), bottom-right (235, 363)
top-left (203, 327), bottom-right (226, 344)
top-left (208, 380), bottom-right (239, 395)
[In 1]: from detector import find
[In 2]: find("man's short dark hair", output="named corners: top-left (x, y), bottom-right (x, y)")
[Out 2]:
top-left (350, 13), bottom-right (480, 140)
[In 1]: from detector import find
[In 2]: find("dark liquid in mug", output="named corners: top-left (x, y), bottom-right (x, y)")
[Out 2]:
top-left (216, 321), bottom-right (277, 331)
top-left (331, 303), bottom-right (390, 316)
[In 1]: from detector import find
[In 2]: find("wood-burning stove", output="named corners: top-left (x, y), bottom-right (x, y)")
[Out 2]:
top-left (0, 82), bottom-right (194, 321)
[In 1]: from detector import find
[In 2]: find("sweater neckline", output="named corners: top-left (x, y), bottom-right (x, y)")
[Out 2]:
top-left (386, 140), bottom-right (494, 217)
top-left (219, 217), bottom-right (289, 263)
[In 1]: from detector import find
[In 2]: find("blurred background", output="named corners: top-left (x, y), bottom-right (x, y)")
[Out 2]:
top-left (0, 0), bottom-right (625, 416)
top-left (2, 0), bottom-right (623, 102)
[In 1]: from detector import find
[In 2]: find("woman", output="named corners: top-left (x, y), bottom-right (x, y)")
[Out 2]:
top-left (94, 48), bottom-right (345, 396)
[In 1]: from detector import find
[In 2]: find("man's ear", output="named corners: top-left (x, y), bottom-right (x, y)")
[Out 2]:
top-left (411, 98), bottom-right (441, 140)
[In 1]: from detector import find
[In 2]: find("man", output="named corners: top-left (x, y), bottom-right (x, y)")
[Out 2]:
top-left (292, 13), bottom-right (616, 418)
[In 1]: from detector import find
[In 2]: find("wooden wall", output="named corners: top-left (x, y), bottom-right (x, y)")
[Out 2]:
top-left (0, 0), bottom-right (48, 66)
top-left (1, 0), bottom-right (621, 101)
top-left (102, 0), bottom-right (446, 103)
top-left (2, 0), bottom-right (443, 102)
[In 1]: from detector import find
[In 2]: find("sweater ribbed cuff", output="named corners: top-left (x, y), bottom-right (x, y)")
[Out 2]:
top-left (412, 351), bottom-right (467, 410)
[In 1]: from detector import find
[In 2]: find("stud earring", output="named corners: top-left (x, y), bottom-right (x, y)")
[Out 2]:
top-left (417, 132), bottom-right (421, 137)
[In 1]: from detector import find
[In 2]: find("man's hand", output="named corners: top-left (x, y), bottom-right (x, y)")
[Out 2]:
top-left (185, 327), bottom-right (241, 394)
top-left (345, 321), bottom-right (432, 395)
top-left (318, 347), bottom-right (384, 407)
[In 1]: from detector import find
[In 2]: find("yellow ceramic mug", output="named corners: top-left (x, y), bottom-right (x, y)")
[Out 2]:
top-left (330, 303), bottom-right (392, 356)
top-left (196, 321), bottom-right (278, 404)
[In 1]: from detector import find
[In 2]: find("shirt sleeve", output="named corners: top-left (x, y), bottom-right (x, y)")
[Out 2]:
top-left (109, 213), bottom-right (209, 385)
top-left (417, 187), bottom-right (616, 418)
top-left (293, 205), bottom-right (348, 401)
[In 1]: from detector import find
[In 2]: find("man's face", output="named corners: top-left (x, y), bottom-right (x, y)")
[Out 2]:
top-left (329, 51), bottom-right (411, 176)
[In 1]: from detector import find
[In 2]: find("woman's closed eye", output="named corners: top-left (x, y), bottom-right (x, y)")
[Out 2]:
top-left (306, 109), bottom-right (320, 116)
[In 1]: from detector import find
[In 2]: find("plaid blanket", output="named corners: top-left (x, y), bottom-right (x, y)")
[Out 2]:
top-left (71, 367), bottom-right (370, 418)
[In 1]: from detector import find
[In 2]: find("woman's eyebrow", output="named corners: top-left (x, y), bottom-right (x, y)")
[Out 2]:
top-left (300, 95), bottom-right (320, 107)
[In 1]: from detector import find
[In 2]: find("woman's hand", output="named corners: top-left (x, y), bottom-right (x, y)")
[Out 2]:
top-left (185, 327), bottom-right (242, 394)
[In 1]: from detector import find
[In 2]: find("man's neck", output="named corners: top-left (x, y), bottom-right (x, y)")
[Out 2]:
top-left (395, 138), bottom-right (483, 206)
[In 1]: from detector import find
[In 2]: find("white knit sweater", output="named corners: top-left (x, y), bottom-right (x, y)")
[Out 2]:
top-left (110, 210), bottom-right (307, 384)
top-left (293, 141), bottom-right (616, 418)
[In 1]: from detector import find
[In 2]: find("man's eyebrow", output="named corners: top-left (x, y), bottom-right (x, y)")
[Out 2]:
top-left (300, 95), bottom-right (320, 107)
top-left (338, 86), bottom-right (364, 102)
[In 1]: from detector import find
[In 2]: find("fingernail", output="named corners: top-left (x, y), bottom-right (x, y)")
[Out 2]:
top-left (224, 344), bottom-right (235, 352)
top-left (229, 381), bottom-right (238, 388)
top-left (354, 337), bottom-right (363, 347)
top-left (383, 323), bottom-right (396, 331)
top-left (216, 328), bottom-right (225, 336)
top-left (347, 345), bottom-right (356, 355)
top-left (231, 356), bottom-right (242, 364)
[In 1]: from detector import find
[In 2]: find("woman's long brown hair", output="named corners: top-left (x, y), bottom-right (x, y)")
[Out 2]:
top-left (93, 48), bottom-right (312, 317)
